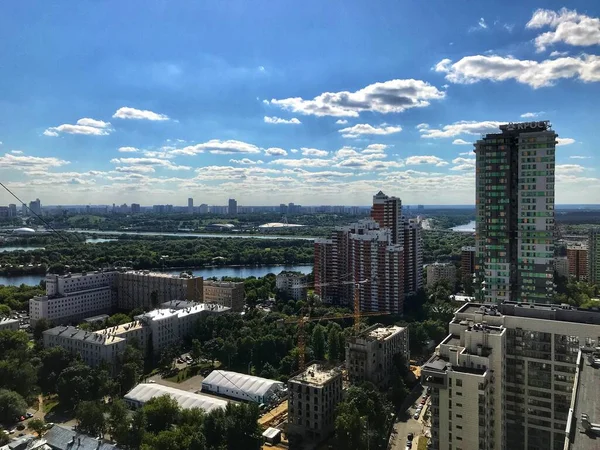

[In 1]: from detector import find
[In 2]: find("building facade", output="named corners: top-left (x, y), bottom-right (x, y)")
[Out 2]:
top-left (422, 302), bottom-right (600, 450)
top-left (461, 246), bottom-right (476, 276)
top-left (228, 198), bottom-right (237, 215)
top-left (0, 317), bottom-right (19, 331)
top-left (203, 280), bottom-right (245, 311)
top-left (287, 364), bottom-right (343, 447)
top-left (426, 262), bottom-right (457, 288)
top-left (346, 324), bottom-right (409, 387)
top-left (554, 256), bottom-right (569, 278)
top-left (566, 244), bottom-right (588, 281)
top-left (475, 121), bottom-right (556, 304)
top-left (276, 271), bottom-right (307, 301)
top-left (403, 217), bottom-right (423, 296)
top-left (187, 197), bottom-right (194, 214)
top-left (131, 203), bottom-right (141, 214)
top-left (588, 228), bottom-right (600, 285)
top-left (371, 191), bottom-right (402, 244)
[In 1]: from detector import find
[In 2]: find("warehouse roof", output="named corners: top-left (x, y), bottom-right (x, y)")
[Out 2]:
top-left (202, 370), bottom-right (284, 399)
top-left (125, 383), bottom-right (227, 412)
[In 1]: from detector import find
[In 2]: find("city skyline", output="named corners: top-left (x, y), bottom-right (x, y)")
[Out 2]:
top-left (1, 2), bottom-right (599, 206)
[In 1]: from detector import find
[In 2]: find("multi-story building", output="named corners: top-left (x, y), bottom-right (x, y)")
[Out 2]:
top-left (8, 203), bottom-right (17, 217)
top-left (588, 228), bottom-right (600, 285)
top-left (461, 246), bottom-right (476, 276)
top-left (475, 120), bottom-right (556, 304)
top-left (314, 228), bottom-right (352, 306)
top-left (566, 243), bottom-right (588, 281)
top-left (228, 198), bottom-right (237, 215)
top-left (403, 217), bottom-right (423, 296)
top-left (28, 198), bottom-right (42, 216)
top-left (203, 280), bottom-right (245, 312)
top-left (30, 271), bottom-right (118, 326)
top-left (0, 317), bottom-right (19, 331)
top-left (0, 206), bottom-right (9, 218)
top-left (422, 301), bottom-right (600, 450)
top-left (346, 324), bottom-right (409, 387)
top-left (554, 256), bottom-right (569, 278)
top-left (287, 363), bottom-right (343, 447)
top-left (131, 203), bottom-right (141, 214)
top-left (199, 203), bottom-right (209, 214)
top-left (426, 262), bottom-right (457, 288)
top-left (371, 190), bottom-right (402, 244)
top-left (116, 271), bottom-right (203, 310)
top-left (276, 271), bottom-right (307, 301)
top-left (187, 197), bottom-right (194, 214)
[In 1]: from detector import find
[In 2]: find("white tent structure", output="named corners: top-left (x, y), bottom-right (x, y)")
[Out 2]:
top-left (202, 370), bottom-right (285, 403)
top-left (124, 383), bottom-right (227, 412)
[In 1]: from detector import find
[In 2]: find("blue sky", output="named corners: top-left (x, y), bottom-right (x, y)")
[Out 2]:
top-left (1, 0), bottom-right (599, 206)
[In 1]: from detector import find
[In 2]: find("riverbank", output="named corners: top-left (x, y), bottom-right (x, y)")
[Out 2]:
top-left (63, 229), bottom-right (317, 240)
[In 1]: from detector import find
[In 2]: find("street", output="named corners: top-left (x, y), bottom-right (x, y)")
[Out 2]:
top-left (389, 386), bottom-right (430, 450)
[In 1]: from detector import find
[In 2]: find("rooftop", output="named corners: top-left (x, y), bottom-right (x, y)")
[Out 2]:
top-left (366, 324), bottom-right (405, 341)
top-left (98, 320), bottom-right (145, 336)
top-left (289, 363), bottom-right (342, 386)
top-left (44, 325), bottom-right (125, 345)
top-left (0, 317), bottom-right (19, 325)
top-left (46, 270), bottom-right (117, 280)
top-left (40, 424), bottom-right (121, 450)
top-left (202, 370), bottom-right (284, 399)
top-left (135, 304), bottom-right (230, 321)
top-left (122, 270), bottom-right (197, 280)
top-left (125, 383), bottom-right (228, 412)
top-left (566, 350), bottom-right (600, 450)
top-left (203, 280), bottom-right (245, 287)
top-left (422, 354), bottom-right (487, 376)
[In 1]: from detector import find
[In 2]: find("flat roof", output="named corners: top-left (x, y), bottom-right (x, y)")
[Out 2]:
top-left (136, 304), bottom-right (230, 321)
top-left (122, 270), bottom-right (197, 279)
top-left (125, 383), bottom-right (227, 412)
top-left (99, 320), bottom-right (145, 336)
top-left (44, 325), bottom-right (125, 345)
top-left (289, 363), bottom-right (342, 386)
top-left (367, 325), bottom-right (405, 341)
top-left (567, 351), bottom-right (600, 450)
top-left (203, 280), bottom-right (245, 287)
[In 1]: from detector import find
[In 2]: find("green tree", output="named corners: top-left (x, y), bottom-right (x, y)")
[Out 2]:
top-left (311, 324), bottom-right (326, 361)
top-left (190, 339), bottom-right (203, 364)
top-left (33, 318), bottom-right (52, 342)
top-left (259, 362), bottom-right (278, 379)
top-left (128, 409), bottom-right (147, 450)
top-left (0, 330), bottom-right (29, 359)
top-left (0, 304), bottom-right (11, 317)
top-left (107, 400), bottom-right (131, 445)
top-left (75, 401), bottom-right (106, 437)
top-left (335, 402), bottom-right (365, 450)
top-left (0, 389), bottom-right (27, 422)
top-left (143, 395), bottom-right (181, 434)
top-left (28, 418), bottom-right (46, 438)
top-left (327, 327), bottom-right (341, 362)
top-left (37, 346), bottom-right (73, 393)
top-left (204, 337), bottom-right (224, 366)
top-left (56, 363), bottom-right (97, 408)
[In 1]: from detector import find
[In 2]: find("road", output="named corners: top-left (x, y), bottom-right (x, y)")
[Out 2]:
top-left (389, 386), bottom-right (430, 450)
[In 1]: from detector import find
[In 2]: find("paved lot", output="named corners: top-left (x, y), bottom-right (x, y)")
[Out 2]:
top-left (390, 386), bottom-right (430, 450)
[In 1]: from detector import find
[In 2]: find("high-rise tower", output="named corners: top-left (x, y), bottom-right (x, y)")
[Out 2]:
top-left (475, 120), bottom-right (556, 304)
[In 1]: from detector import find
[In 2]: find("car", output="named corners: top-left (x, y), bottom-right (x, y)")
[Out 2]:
top-left (177, 358), bottom-right (183, 364)
top-left (16, 424), bottom-right (25, 431)
top-left (26, 412), bottom-right (33, 418)
top-left (413, 412), bottom-right (420, 420)
top-left (45, 423), bottom-right (54, 429)
top-left (19, 416), bottom-right (25, 422)
top-left (420, 398), bottom-right (427, 404)
top-left (406, 441), bottom-right (412, 449)
top-left (148, 380), bottom-right (156, 383)
top-left (9, 429), bottom-right (16, 434)
top-left (408, 433), bottom-right (414, 441)
top-left (1, 430), bottom-right (9, 436)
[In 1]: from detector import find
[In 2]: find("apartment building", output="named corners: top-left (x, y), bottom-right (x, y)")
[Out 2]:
top-left (566, 243), bottom-right (588, 281)
top-left (403, 217), bottom-right (424, 296)
top-left (0, 317), bottom-right (19, 331)
top-left (588, 228), bottom-right (600, 285)
top-left (30, 271), bottom-right (118, 325)
top-left (276, 271), bottom-right (307, 301)
top-left (346, 324), bottom-right (409, 387)
top-left (203, 280), bottom-right (245, 311)
top-left (554, 256), bottom-right (569, 278)
top-left (116, 271), bottom-right (203, 310)
top-left (422, 301), bottom-right (600, 450)
top-left (314, 228), bottom-right (352, 306)
top-left (461, 246), bottom-right (476, 276)
top-left (427, 262), bottom-right (457, 288)
top-left (287, 363), bottom-right (343, 447)
top-left (475, 120), bottom-right (556, 304)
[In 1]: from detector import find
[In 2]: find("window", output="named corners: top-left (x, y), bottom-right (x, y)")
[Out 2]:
top-left (456, 379), bottom-right (462, 387)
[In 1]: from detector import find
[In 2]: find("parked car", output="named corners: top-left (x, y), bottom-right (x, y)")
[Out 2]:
top-left (26, 412), bottom-right (33, 418)
top-left (408, 433), bottom-right (414, 441)
top-left (413, 412), bottom-right (420, 420)
top-left (45, 423), bottom-right (54, 429)
top-left (406, 441), bottom-right (412, 449)
top-left (19, 416), bottom-right (25, 422)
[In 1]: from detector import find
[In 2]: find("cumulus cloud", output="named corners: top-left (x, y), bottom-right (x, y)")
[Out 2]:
top-left (229, 158), bottom-right (264, 165)
top-left (416, 123), bottom-right (429, 130)
top-left (570, 155), bottom-right (590, 159)
top-left (452, 157), bottom-right (475, 164)
top-left (549, 50), bottom-right (569, 57)
top-left (118, 146), bottom-right (140, 153)
top-left (115, 166), bottom-right (156, 174)
top-left (169, 139), bottom-right (261, 156)
top-left (270, 158), bottom-right (332, 168)
top-left (405, 155), bottom-right (448, 167)
top-left (110, 157), bottom-right (191, 170)
top-left (452, 139), bottom-right (472, 145)
top-left (450, 164), bottom-right (476, 171)
top-left (0, 153), bottom-right (70, 171)
top-left (521, 112), bottom-right (545, 118)
top-left (335, 119), bottom-right (348, 125)
top-left (270, 79), bottom-right (445, 117)
top-left (44, 117), bottom-right (112, 136)
top-left (112, 107), bottom-right (170, 121)
top-left (290, 149), bottom-right (299, 154)
top-left (526, 8), bottom-right (600, 52)
top-left (264, 116), bottom-right (301, 125)
top-left (264, 147), bottom-right (288, 157)
top-left (10, 150), bottom-right (23, 154)
top-left (338, 123), bottom-right (402, 138)
top-left (301, 148), bottom-right (329, 157)
top-left (420, 120), bottom-right (503, 138)
top-left (556, 164), bottom-right (585, 173)
top-left (435, 54), bottom-right (600, 89)
top-left (557, 138), bottom-right (576, 146)
top-left (362, 144), bottom-right (388, 154)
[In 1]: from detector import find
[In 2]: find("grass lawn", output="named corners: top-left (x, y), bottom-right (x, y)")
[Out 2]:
top-left (417, 436), bottom-right (429, 450)
top-left (43, 397), bottom-right (59, 414)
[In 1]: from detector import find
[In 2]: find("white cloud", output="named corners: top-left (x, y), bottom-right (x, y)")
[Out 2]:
top-left (520, 112), bottom-right (545, 118)
top-left (334, 158), bottom-right (405, 171)
top-left (301, 148), bottom-right (329, 157)
top-left (115, 166), bottom-right (156, 174)
top-left (44, 117), bottom-right (112, 136)
top-left (264, 116), bottom-right (301, 125)
top-left (118, 146), bottom-right (140, 153)
top-left (450, 163), bottom-right (476, 171)
top-left (556, 164), bottom-right (585, 173)
top-left (338, 123), bottom-right (402, 138)
top-left (258, 66), bottom-right (266, 72)
top-left (290, 149), bottom-right (299, 153)
top-left (549, 50), bottom-right (569, 57)
top-left (112, 107), bottom-right (169, 121)
top-left (470, 17), bottom-right (488, 31)
top-left (229, 158), bottom-right (264, 165)
top-left (452, 139), bottom-right (472, 145)
top-left (169, 139), bottom-right (261, 156)
top-left (452, 157), bottom-right (475, 164)
top-left (416, 123), bottom-right (429, 130)
top-left (570, 155), bottom-right (590, 159)
top-left (526, 8), bottom-right (600, 52)
top-left (0, 153), bottom-right (70, 171)
top-left (405, 155), bottom-right (448, 167)
top-left (362, 144), bottom-right (388, 154)
top-left (270, 158), bottom-right (332, 168)
top-left (557, 138), bottom-right (576, 146)
top-left (10, 150), bottom-right (23, 154)
top-left (458, 151), bottom-right (473, 156)
top-left (270, 79), bottom-right (445, 117)
top-left (110, 157), bottom-right (191, 170)
top-left (264, 147), bottom-right (288, 157)
top-left (336, 119), bottom-right (348, 125)
top-left (435, 54), bottom-right (600, 89)
top-left (420, 120), bottom-right (503, 138)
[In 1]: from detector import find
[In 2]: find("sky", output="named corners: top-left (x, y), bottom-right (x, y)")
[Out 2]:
top-left (1, 0), bottom-right (600, 207)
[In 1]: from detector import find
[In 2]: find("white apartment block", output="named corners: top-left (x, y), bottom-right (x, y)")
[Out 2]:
top-left (276, 271), bottom-right (307, 301)
top-left (30, 271), bottom-right (117, 325)
top-left (203, 280), bottom-right (245, 311)
top-left (287, 363), bottom-right (343, 446)
top-left (346, 324), bottom-right (409, 387)
top-left (554, 256), bottom-right (569, 278)
top-left (427, 262), bottom-right (457, 288)
top-left (422, 302), bottom-right (600, 450)
top-left (0, 317), bottom-right (20, 332)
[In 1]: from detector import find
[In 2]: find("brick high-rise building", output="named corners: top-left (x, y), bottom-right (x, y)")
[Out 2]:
top-left (475, 120), bottom-right (556, 304)
top-left (461, 246), bottom-right (476, 276)
top-left (589, 228), bottom-right (600, 285)
top-left (371, 190), bottom-right (402, 244)
top-left (566, 243), bottom-right (588, 281)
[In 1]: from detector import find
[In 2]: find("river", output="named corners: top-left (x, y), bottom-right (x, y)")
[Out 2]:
top-left (63, 229), bottom-right (315, 240)
top-left (450, 220), bottom-right (476, 233)
top-left (0, 264), bottom-right (313, 287)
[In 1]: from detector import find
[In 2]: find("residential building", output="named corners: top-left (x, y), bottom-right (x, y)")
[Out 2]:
top-left (276, 271), bottom-right (307, 301)
top-left (130, 203), bottom-right (141, 214)
top-left (422, 301), bottom-right (600, 450)
top-left (0, 206), bottom-right (8, 218)
top-left (370, 190), bottom-right (402, 244)
top-left (403, 217), bottom-right (423, 296)
top-left (38, 424), bottom-right (122, 450)
top-left (287, 363), bottom-right (343, 447)
top-left (475, 120), bottom-right (556, 304)
top-left (588, 228), bottom-right (600, 285)
top-left (280, 203), bottom-right (288, 215)
top-left (29, 198), bottom-right (42, 216)
top-left (187, 197), bottom-right (194, 214)
top-left (346, 323), bottom-right (409, 387)
top-left (116, 271), bottom-right (203, 310)
top-left (30, 271), bottom-right (118, 326)
top-left (8, 203), bottom-right (17, 217)
top-left (554, 256), bottom-right (569, 278)
top-left (203, 280), bottom-right (245, 311)
top-left (426, 262), bottom-right (457, 288)
top-left (228, 198), bottom-right (238, 215)
top-left (199, 203), bottom-right (209, 214)
top-left (0, 317), bottom-right (19, 331)
top-left (461, 246), bottom-right (476, 276)
top-left (567, 243), bottom-right (588, 281)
